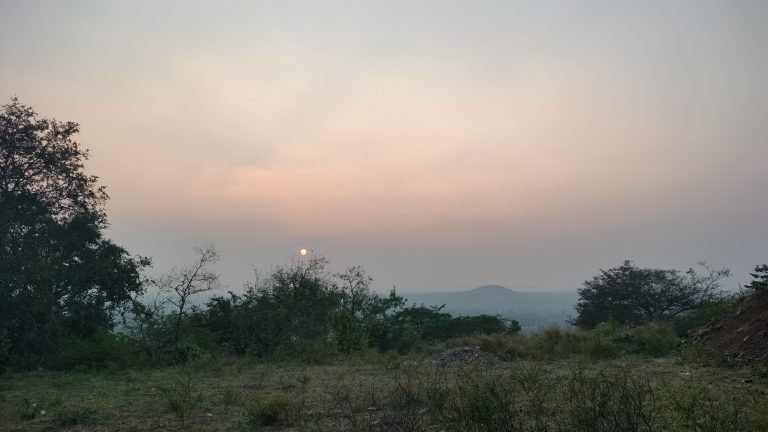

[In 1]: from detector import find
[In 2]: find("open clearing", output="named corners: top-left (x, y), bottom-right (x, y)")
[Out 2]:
top-left (1, 355), bottom-right (767, 431)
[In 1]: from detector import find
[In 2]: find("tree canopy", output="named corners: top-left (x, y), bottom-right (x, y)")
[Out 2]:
top-left (572, 260), bottom-right (729, 330)
top-left (0, 98), bottom-right (148, 368)
top-left (745, 264), bottom-right (768, 291)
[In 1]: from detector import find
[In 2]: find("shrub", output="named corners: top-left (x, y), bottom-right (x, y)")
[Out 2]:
top-left (172, 340), bottom-right (205, 364)
top-left (566, 367), bottom-right (659, 432)
top-left (50, 331), bottom-right (139, 370)
top-left (274, 339), bottom-right (339, 364)
top-left (54, 405), bottom-right (99, 427)
top-left (582, 331), bottom-right (618, 360)
top-left (625, 322), bottom-right (678, 357)
top-left (158, 368), bottom-right (203, 427)
top-left (17, 397), bottom-right (38, 420)
top-left (672, 299), bottom-right (733, 337)
top-left (665, 381), bottom-right (744, 431)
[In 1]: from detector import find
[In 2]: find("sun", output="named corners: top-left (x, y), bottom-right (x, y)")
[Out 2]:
top-left (300, 248), bottom-right (308, 256)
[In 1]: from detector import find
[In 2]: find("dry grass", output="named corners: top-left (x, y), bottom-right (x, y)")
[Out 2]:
top-left (0, 354), bottom-right (766, 431)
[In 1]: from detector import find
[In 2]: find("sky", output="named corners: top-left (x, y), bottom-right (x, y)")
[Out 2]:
top-left (1, 1), bottom-right (767, 293)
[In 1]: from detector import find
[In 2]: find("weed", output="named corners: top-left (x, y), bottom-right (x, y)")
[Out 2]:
top-left (751, 365), bottom-right (768, 379)
top-left (566, 367), bottom-right (658, 432)
top-left (221, 387), bottom-right (241, 406)
top-left (245, 395), bottom-right (298, 426)
top-left (665, 381), bottom-right (745, 431)
top-left (625, 322), bottom-right (678, 357)
top-left (17, 397), bottom-right (38, 420)
top-left (55, 405), bottom-right (99, 426)
top-left (158, 367), bottom-right (203, 426)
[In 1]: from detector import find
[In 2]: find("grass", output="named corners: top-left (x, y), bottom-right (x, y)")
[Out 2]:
top-left (1, 352), bottom-right (766, 431)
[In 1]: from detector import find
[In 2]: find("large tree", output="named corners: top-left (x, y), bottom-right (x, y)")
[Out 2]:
top-left (572, 260), bottom-right (729, 329)
top-left (0, 98), bottom-right (148, 368)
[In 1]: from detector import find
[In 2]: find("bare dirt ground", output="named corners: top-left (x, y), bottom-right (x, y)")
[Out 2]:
top-left (693, 289), bottom-right (768, 366)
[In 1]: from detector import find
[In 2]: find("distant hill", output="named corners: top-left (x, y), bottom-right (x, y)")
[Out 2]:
top-left (469, 284), bottom-right (517, 294)
top-left (401, 285), bottom-right (579, 332)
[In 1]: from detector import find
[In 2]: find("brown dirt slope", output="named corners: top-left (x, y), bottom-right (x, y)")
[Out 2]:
top-left (693, 289), bottom-right (768, 366)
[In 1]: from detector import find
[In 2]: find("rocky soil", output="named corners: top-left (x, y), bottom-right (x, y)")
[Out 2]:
top-left (692, 289), bottom-right (768, 366)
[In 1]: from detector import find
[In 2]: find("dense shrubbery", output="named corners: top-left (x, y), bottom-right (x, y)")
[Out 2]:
top-left (191, 257), bottom-right (520, 360)
top-left (448, 321), bottom-right (679, 361)
top-left (26, 254), bottom-right (518, 370)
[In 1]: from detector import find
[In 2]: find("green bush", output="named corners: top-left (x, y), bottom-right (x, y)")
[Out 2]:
top-left (50, 331), bottom-right (139, 370)
top-left (274, 339), bottom-right (339, 364)
top-left (450, 370), bottom-right (521, 431)
top-left (625, 322), bottom-right (678, 357)
top-left (54, 405), bottom-right (99, 427)
top-left (566, 367), bottom-right (658, 432)
top-left (582, 332), bottom-right (619, 360)
top-left (17, 397), bottom-right (38, 420)
top-left (672, 299), bottom-right (733, 336)
top-left (665, 381), bottom-right (745, 431)
top-left (158, 368), bottom-right (203, 427)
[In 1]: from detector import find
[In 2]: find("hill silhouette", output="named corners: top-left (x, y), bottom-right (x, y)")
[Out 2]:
top-left (469, 285), bottom-right (518, 294)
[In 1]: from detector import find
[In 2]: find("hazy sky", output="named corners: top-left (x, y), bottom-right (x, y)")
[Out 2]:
top-left (2, 1), bottom-right (767, 293)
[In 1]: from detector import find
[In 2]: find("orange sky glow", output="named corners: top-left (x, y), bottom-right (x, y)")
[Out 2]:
top-left (2, 1), bottom-right (766, 291)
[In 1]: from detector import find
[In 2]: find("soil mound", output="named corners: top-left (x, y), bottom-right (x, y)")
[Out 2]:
top-left (692, 289), bottom-right (768, 366)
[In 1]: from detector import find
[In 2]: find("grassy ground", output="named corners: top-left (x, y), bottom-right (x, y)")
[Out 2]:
top-left (1, 353), bottom-right (767, 431)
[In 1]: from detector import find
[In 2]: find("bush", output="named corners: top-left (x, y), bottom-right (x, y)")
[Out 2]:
top-left (566, 367), bottom-right (659, 432)
top-left (625, 322), bottom-right (678, 357)
top-left (582, 331), bottom-right (619, 360)
top-left (54, 405), bottom-right (99, 427)
top-left (158, 368), bottom-right (203, 427)
top-left (665, 381), bottom-right (745, 431)
top-left (273, 339), bottom-right (339, 365)
top-left (672, 299), bottom-right (733, 336)
top-left (50, 331), bottom-right (139, 370)
top-left (449, 369), bottom-right (521, 431)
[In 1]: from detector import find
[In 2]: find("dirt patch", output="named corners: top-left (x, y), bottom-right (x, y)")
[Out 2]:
top-left (692, 289), bottom-right (768, 366)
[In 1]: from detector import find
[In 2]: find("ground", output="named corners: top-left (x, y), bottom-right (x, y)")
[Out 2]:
top-left (1, 353), bottom-right (767, 431)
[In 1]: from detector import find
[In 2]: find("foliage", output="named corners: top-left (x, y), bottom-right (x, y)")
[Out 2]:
top-left (745, 264), bottom-right (768, 291)
top-left (368, 303), bottom-right (520, 353)
top-left (672, 298), bottom-right (733, 336)
top-left (158, 244), bottom-right (220, 345)
top-left (0, 98), bottom-right (149, 370)
top-left (198, 258), bottom-right (411, 358)
top-left (158, 367), bottom-right (203, 427)
top-left (50, 331), bottom-right (139, 370)
top-left (566, 367), bottom-right (658, 432)
top-left (573, 260), bottom-right (729, 330)
top-left (120, 292), bottom-right (176, 365)
top-left (449, 322), bottom-right (678, 361)
top-left (245, 395), bottom-right (299, 427)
